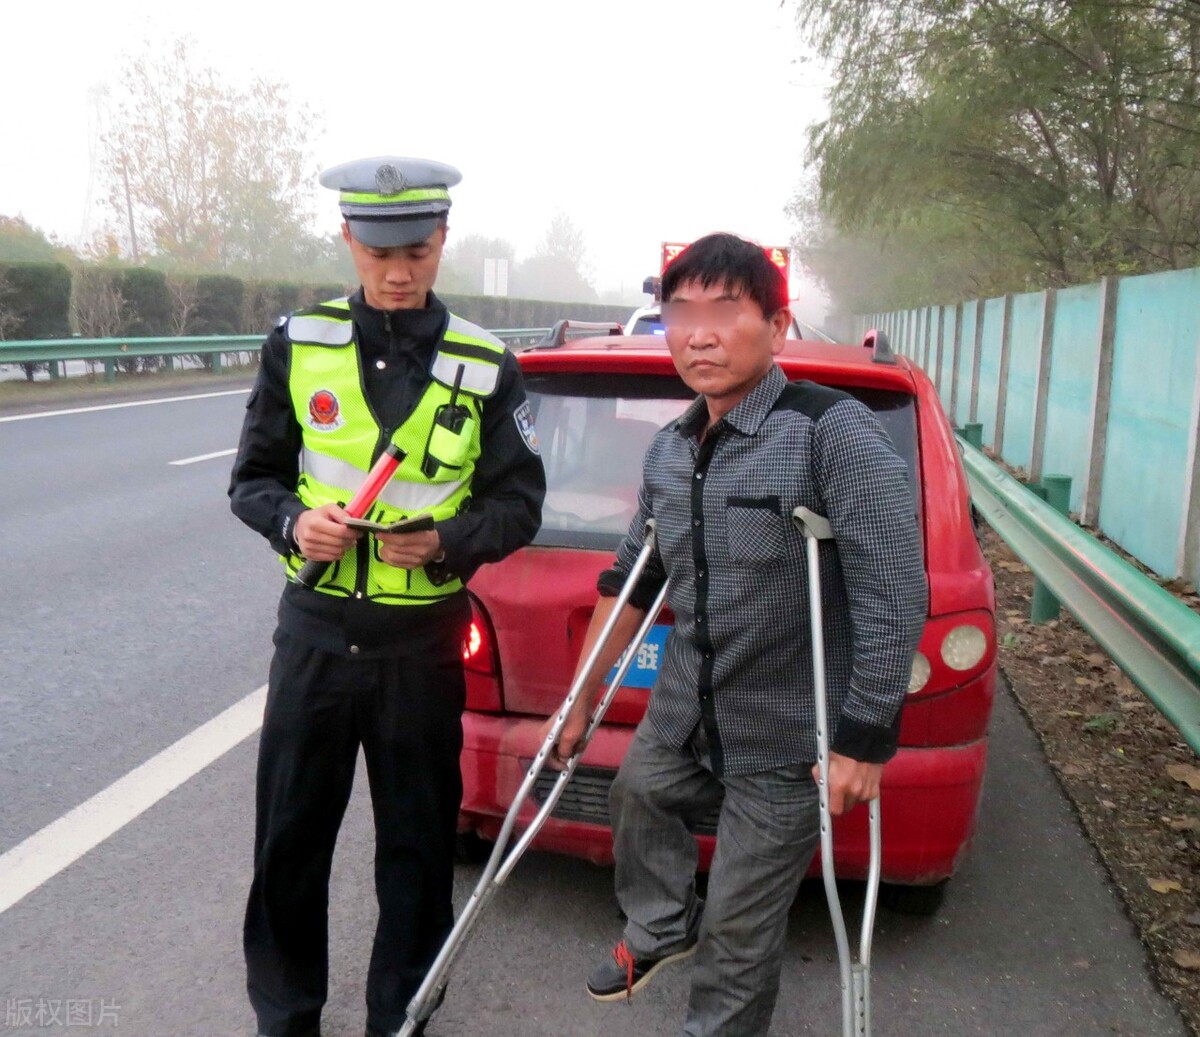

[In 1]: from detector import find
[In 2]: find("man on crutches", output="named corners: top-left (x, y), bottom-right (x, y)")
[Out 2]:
top-left (550, 234), bottom-right (927, 1036)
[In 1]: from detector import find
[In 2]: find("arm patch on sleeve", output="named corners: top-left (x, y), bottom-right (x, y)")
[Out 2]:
top-left (513, 401), bottom-right (540, 455)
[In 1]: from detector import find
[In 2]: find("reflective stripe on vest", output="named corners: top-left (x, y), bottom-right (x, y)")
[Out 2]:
top-left (301, 446), bottom-right (465, 511)
top-left (287, 299), bottom-right (354, 346)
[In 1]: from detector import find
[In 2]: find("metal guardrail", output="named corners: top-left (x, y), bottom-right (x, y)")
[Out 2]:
top-left (960, 437), bottom-right (1200, 754)
top-left (0, 329), bottom-right (552, 378)
top-left (795, 319), bottom-right (836, 343)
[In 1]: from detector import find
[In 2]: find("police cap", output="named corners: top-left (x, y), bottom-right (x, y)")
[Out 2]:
top-left (319, 156), bottom-right (462, 248)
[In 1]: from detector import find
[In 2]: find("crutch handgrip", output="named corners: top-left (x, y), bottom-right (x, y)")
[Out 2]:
top-left (792, 506), bottom-right (833, 541)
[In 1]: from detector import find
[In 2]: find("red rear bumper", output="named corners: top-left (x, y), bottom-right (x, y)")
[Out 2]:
top-left (459, 713), bottom-right (988, 884)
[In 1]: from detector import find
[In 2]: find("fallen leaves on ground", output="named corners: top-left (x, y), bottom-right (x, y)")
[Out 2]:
top-left (982, 523), bottom-right (1200, 1036)
top-left (1166, 763), bottom-right (1200, 791)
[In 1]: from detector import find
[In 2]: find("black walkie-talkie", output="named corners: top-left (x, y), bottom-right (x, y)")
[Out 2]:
top-left (423, 364), bottom-right (472, 478)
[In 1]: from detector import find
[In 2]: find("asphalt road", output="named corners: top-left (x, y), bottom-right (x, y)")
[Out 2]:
top-left (0, 384), bottom-right (1190, 1037)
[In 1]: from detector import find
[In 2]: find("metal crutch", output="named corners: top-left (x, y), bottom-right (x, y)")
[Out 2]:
top-left (394, 520), bottom-right (669, 1037)
top-left (791, 507), bottom-right (882, 1037)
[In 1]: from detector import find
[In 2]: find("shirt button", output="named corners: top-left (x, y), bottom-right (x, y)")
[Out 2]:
top-left (375, 359), bottom-right (387, 370)
top-left (349, 645), bottom-right (360, 654)
top-left (697, 568), bottom-right (705, 579)
top-left (695, 472), bottom-right (704, 480)
top-left (693, 518), bottom-right (701, 527)
top-left (696, 614), bottom-right (705, 624)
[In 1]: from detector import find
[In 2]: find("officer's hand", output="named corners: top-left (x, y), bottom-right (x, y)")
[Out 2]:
top-left (377, 528), bottom-right (442, 570)
top-left (295, 504), bottom-right (361, 562)
top-left (542, 704), bottom-right (590, 772)
top-left (815, 753), bottom-right (882, 816)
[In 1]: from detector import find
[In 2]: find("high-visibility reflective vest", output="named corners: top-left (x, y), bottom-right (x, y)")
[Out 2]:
top-left (283, 296), bottom-right (505, 603)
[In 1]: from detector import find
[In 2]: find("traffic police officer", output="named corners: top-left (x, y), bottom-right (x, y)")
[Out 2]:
top-left (229, 156), bottom-right (545, 1037)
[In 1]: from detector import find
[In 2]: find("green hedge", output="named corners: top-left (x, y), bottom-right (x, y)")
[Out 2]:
top-left (439, 294), bottom-right (629, 329)
top-left (116, 267), bottom-right (171, 337)
top-left (0, 261), bottom-right (71, 339)
top-left (193, 275), bottom-right (244, 335)
top-left (0, 260), bottom-right (629, 349)
top-left (242, 281), bottom-right (302, 335)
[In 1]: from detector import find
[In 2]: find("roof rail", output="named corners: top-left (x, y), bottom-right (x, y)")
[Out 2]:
top-left (531, 319), bottom-right (625, 349)
top-left (862, 327), bottom-right (897, 365)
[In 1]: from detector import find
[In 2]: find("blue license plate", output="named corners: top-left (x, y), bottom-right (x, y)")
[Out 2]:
top-left (606, 624), bottom-right (671, 689)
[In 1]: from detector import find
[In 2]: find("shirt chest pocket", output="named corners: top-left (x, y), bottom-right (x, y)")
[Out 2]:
top-left (725, 495), bottom-right (787, 568)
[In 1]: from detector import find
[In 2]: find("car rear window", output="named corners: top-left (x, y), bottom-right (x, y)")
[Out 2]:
top-left (523, 373), bottom-right (920, 550)
top-left (630, 317), bottom-right (667, 336)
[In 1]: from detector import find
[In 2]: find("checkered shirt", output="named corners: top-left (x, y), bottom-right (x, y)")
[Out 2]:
top-left (599, 364), bottom-right (927, 776)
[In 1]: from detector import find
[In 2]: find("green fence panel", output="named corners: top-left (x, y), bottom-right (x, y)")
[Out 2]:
top-left (1042, 281), bottom-right (1105, 514)
top-left (1100, 267), bottom-right (1200, 577)
top-left (1002, 290), bottom-right (1047, 473)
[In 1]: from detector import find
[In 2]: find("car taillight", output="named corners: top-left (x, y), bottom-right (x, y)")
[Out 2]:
top-left (899, 609), bottom-right (996, 747)
top-left (907, 611), bottom-right (995, 699)
top-left (940, 624), bottom-right (989, 671)
top-left (463, 621), bottom-right (485, 667)
top-left (908, 652), bottom-right (932, 694)
top-left (463, 596), bottom-right (503, 712)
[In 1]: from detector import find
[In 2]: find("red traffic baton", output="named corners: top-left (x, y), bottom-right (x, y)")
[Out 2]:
top-left (294, 442), bottom-right (406, 589)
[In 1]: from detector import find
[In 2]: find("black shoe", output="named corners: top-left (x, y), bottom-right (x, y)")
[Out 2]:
top-left (585, 937), bottom-right (698, 1001)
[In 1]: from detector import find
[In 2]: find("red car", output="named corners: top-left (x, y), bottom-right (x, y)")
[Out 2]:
top-left (457, 331), bottom-right (996, 913)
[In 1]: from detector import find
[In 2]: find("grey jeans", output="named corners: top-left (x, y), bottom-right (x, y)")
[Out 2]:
top-left (610, 719), bottom-right (820, 1037)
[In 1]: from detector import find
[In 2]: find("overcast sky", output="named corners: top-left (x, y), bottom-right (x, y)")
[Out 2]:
top-left (0, 0), bottom-right (831, 318)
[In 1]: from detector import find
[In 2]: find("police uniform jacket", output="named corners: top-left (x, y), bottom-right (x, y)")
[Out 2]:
top-left (229, 289), bottom-right (546, 658)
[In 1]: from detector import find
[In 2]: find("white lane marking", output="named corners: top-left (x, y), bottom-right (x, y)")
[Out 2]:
top-left (170, 448), bottom-right (238, 466)
top-left (0, 685), bottom-right (266, 916)
top-left (0, 388), bottom-right (251, 423)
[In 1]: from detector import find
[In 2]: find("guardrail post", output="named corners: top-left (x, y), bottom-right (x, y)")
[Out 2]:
top-left (948, 302), bottom-right (963, 426)
top-left (1080, 276), bottom-right (1118, 527)
top-left (961, 422), bottom-right (984, 448)
top-left (48, 361), bottom-right (61, 380)
top-left (993, 293), bottom-right (1015, 458)
top-left (926, 303), bottom-right (936, 372)
top-left (212, 351), bottom-right (223, 374)
top-left (1030, 474), bottom-right (1072, 623)
top-left (1176, 321), bottom-right (1200, 586)
top-left (103, 360), bottom-right (116, 383)
top-left (164, 354), bottom-right (174, 371)
top-left (1029, 288), bottom-right (1058, 483)
top-left (934, 305), bottom-right (946, 393)
top-left (969, 298), bottom-right (985, 422)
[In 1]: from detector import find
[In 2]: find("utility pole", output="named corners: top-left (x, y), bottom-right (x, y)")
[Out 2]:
top-left (121, 157), bottom-right (140, 263)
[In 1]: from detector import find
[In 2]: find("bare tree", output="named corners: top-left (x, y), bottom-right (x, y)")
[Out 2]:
top-left (167, 274), bottom-right (200, 336)
top-left (101, 37), bottom-right (319, 275)
top-left (71, 266), bottom-right (126, 341)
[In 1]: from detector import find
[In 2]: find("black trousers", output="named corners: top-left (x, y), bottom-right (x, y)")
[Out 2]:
top-left (245, 628), bottom-right (466, 1037)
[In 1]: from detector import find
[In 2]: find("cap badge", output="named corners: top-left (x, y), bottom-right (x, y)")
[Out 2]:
top-left (374, 163), bottom-right (407, 196)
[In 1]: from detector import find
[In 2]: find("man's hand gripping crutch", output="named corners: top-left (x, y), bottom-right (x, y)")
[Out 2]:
top-left (393, 520), bottom-right (668, 1037)
top-left (792, 507), bottom-right (882, 1037)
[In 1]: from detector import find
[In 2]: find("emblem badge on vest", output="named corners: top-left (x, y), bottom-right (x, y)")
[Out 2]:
top-left (307, 389), bottom-right (344, 431)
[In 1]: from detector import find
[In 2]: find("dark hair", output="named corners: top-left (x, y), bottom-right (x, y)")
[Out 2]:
top-left (661, 233), bottom-right (787, 317)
